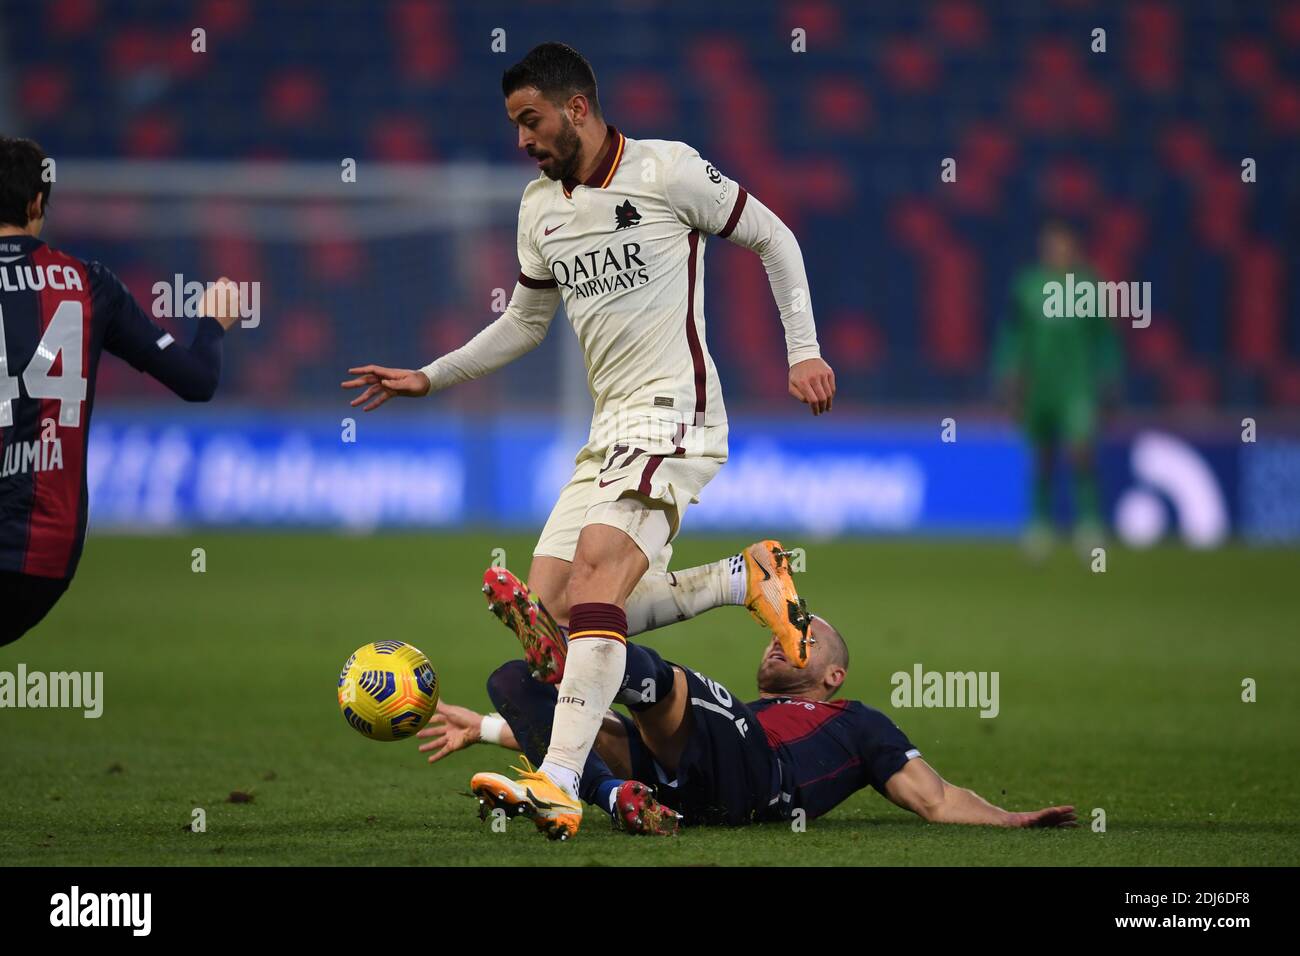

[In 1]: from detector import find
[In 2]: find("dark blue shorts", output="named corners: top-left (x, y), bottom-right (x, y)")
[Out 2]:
top-left (650, 665), bottom-right (781, 827)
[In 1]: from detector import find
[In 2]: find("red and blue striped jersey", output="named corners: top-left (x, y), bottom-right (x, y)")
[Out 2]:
top-left (0, 235), bottom-right (224, 579)
top-left (751, 696), bottom-right (921, 820)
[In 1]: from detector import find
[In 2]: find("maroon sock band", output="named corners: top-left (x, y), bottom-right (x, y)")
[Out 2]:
top-left (567, 602), bottom-right (627, 642)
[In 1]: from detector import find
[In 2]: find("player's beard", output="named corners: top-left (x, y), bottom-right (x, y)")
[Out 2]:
top-left (538, 114), bottom-right (582, 183)
top-left (757, 660), bottom-right (816, 697)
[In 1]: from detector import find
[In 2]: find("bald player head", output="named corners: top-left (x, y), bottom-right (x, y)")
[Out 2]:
top-left (755, 614), bottom-right (849, 700)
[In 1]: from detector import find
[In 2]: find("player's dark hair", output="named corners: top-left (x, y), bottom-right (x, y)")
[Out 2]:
top-left (502, 42), bottom-right (601, 118)
top-left (0, 137), bottom-right (52, 227)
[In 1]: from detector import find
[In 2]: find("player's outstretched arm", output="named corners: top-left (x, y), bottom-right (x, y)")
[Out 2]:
top-left (342, 281), bottom-right (559, 412)
top-left (728, 197), bottom-right (837, 416)
top-left (342, 365), bottom-right (431, 411)
top-left (100, 269), bottom-right (240, 402)
top-left (664, 148), bottom-right (834, 415)
top-left (884, 757), bottom-right (1077, 828)
top-left (722, 198), bottom-right (835, 415)
top-left (416, 701), bottom-right (520, 764)
top-left (415, 698), bottom-right (630, 768)
top-left (730, 199), bottom-right (835, 415)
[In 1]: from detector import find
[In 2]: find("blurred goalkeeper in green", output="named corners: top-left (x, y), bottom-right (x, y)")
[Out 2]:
top-left (992, 218), bottom-right (1123, 558)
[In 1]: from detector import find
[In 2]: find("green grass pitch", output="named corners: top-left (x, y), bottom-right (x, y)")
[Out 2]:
top-left (1, 532), bottom-right (1297, 866)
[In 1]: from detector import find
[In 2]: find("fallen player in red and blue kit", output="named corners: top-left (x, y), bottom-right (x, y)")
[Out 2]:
top-left (422, 567), bottom-right (1076, 837)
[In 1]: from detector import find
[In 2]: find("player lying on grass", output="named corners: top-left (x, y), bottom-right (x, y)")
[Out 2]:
top-left (0, 137), bottom-right (242, 646)
top-left (418, 564), bottom-right (1077, 837)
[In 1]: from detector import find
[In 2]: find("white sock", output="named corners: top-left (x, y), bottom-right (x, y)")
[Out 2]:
top-left (537, 761), bottom-right (581, 801)
top-left (725, 552), bottom-right (747, 604)
top-left (540, 638), bottom-right (627, 799)
top-left (623, 557), bottom-right (742, 636)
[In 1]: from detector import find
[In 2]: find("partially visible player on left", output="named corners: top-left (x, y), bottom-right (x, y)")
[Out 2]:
top-left (0, 136), bottom-right (243, 645)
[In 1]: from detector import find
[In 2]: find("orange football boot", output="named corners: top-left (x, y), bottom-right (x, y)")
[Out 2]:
top-left (742, 540), bottom-right (813, 667)
top-left (471, 758), bottom-right (583, 841)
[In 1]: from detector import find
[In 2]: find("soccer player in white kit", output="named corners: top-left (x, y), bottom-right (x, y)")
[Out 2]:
top-left (343, 42), bottom-right (835, 840)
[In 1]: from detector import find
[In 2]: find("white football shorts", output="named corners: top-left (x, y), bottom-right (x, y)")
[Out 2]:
top-left (533, 415), bottom-right (728, 570)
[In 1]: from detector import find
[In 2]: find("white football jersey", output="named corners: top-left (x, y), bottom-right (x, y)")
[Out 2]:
top-left (515, 127), bottom-right (751, 431)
